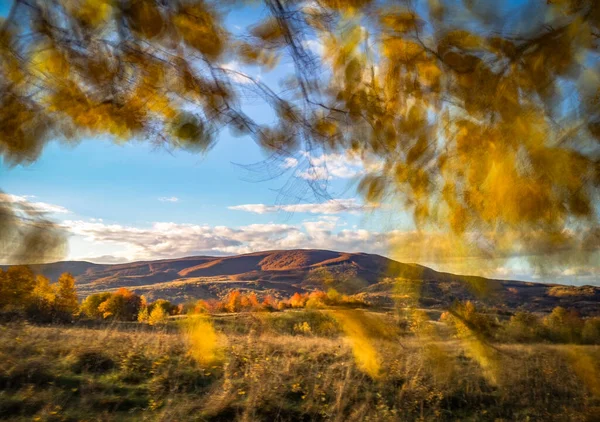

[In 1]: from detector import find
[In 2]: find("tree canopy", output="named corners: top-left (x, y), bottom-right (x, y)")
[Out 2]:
top-left (0, 0), bottom-right (598, 266)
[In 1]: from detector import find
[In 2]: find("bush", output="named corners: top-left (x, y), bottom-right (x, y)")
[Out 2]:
top-left (119, 351), bottom-right (152, 383)
top-left (72, 350), bottom-right (115, 374)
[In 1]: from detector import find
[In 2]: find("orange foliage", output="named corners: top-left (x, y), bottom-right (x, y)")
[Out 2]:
top-left (189, 289), bottom-right (368, 315)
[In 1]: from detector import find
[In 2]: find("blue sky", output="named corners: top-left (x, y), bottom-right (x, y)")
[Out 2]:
top-left (0, 2), bottom-right (396, 261)
top-left (0, 1), bottom-right (597, 286)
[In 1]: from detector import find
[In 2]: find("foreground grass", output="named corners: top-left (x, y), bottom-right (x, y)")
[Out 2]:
top-left (0, 313), bottom-right (599, 421)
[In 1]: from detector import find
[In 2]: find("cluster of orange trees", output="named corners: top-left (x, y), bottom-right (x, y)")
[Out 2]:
top-left (0, 266), bottom-right (179, 325)
top-left (80, 288), bottom-right (179, 324)
top-left (193, 288), bottom-right (368, 314)
top-left (1, 266), bottom-right (369, 325)
top-left (78, 287), bottom-right (369, 324)
top-left (0, 266), bottom-right (78, 322)
top-left (80, 288), bottom-right (368, 324)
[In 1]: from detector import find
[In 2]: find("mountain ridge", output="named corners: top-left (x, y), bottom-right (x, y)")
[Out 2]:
top-left (3, 249), bottom-right (599, 315)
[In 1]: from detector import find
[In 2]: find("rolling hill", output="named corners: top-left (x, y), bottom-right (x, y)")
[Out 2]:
top-left (5, 249), bottom-right (600, 315)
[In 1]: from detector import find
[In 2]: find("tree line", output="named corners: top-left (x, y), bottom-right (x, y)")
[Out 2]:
top-left (2, 265), bottom-right (599, 345)
top-left (440, 301), bottom-right (600, 345)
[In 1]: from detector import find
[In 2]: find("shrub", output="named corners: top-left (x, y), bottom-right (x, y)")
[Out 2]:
top-left (72, 350), bottom-right (115, 374)
top-left (293, 321), bottom-right (312, 335)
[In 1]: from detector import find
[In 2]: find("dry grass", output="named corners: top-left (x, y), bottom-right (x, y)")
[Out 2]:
top-left (0, 312), bottom-right (599, 421)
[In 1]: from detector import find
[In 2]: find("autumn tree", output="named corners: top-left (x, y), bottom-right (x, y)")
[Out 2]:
top-left (502, 311), bottom-right (543, 343)
top-left (80, 292), bottom-right (111, 319)
top-left (0, 266), bottom-right (36, 310)
top-left (225, 290), bottom-right (242, 313)
top-left (543, 306), bottom-right (584, 343)
top-left (288, 292), bottom-right (307, 308)
top-left (150, 299), bottom-right (176, 315)
top-left (54, 273), bottom-right (79, 317)
top-left (30, 274), bottom-right (57, 317)
top-left (261, 295), bottom-right (278, 312)
top-left (148, 305), bottom-right (168, 325)
top-left (0, 267), bottom-right (78, 321)
top-left (139, 298), bottom-right (176, 323)
top-left (582, 317), bottom-right (600, 344)
top-left (96, 288), bottom-right (142, 321)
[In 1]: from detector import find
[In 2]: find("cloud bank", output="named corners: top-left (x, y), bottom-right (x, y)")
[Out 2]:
top-left (229, 198), bottom-right (374, 215)
top-left (63, 216), bottom-right (390, 261)
top-left (63, 217), bottom-right (599, 285)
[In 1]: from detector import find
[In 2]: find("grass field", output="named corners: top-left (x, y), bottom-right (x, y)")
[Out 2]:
top-left (1, 310), bottom-right (599, 421)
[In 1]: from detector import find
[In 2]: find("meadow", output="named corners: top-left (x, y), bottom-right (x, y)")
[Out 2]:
top-left (1, 310), bottom-right (599, 422)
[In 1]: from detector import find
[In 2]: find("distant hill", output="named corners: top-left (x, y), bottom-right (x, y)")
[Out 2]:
top-left (4, 249), bottom-right (600, 315)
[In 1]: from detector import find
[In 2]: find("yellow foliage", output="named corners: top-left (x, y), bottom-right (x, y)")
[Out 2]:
top-left (330, 310), bottom-right (395, 378)
top-left (293, 321), bottom-right (312, 335)
top-left (183, 315), bottom-right (223, 366)
top-left (69, 0), bottom-right (112, 28)
top-left (383, 38), bottom-right (423, 62)
top-left (31, 47), bottom-right (70, 78)
top-left (33, 275), bottom-right (56, 304)
top-left (173, 4), bottom-right (225, 60)
top-left (125, 0), bottom-right (165, 39)
top-left (0, 0), bottom-right (599, 276)
top-left (148, 306), bottom-right (168, 325)
top-left (251, 17), bottom-right (285, 42)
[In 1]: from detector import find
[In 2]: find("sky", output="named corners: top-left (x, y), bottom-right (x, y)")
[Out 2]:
top-left (0, 1), bottom-right (401, 261)
top-left (0, 1), bottom-right (597, 286)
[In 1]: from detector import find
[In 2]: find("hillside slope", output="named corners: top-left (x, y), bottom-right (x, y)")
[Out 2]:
top-left (5, 249), bottom-right (600, 315)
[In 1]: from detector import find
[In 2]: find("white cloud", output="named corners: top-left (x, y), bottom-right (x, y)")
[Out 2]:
top-left (62, 217), bottom-right (392, 261)
top-left (229, 198), bottom-right (374, 215)
top-left (0, 193), bottom-right (69, 215)
top-left (81, 255), bottom-right (129, 264)
top-left (158, 197), bottom-right (179, 203)
top-left (281, 157), bottom-right (299, 169)
top-left (297, 166), bottom-right (331, 181)
top-left (296, 151), bottom-right (383, 181)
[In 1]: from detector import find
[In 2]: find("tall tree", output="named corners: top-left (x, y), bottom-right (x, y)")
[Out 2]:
top-left (0, 266), bottom-right (36, 309)
top-left (54, 272), bottom-right (79, 316)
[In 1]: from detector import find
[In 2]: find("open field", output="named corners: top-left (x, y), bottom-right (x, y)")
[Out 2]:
top-left (1, 310), bottom-right (599, 421)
